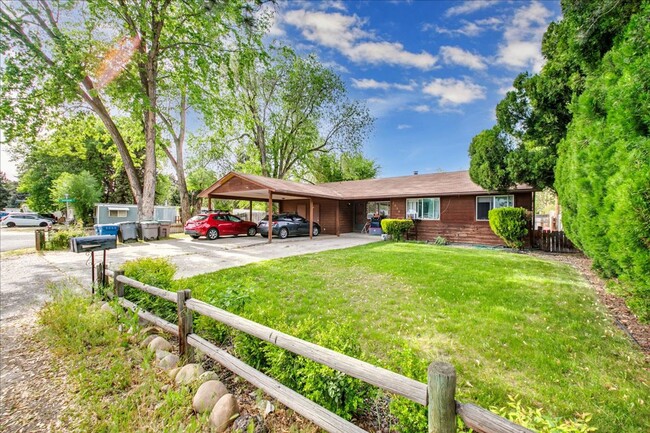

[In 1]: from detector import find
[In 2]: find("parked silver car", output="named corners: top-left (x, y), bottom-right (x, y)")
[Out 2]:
top-left (0, 213), bottom-right (53, 228)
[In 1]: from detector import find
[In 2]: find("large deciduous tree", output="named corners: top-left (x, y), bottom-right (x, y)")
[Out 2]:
top-left (218, 47), bottom-right (373, 179)
top-left (1, 0), bottom-right (266, 220)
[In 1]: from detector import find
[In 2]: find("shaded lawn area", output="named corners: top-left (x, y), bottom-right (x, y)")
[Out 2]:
top-left (177, 242), bottom-right (649, 432)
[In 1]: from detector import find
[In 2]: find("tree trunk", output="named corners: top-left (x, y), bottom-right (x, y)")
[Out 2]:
top-left (139, 55), bottom-right (158, 221)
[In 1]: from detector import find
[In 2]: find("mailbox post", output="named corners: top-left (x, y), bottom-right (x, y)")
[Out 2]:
top-left (70, 235), bottom-right (117, 294)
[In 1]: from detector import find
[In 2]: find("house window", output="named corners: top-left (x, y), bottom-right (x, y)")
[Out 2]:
top-left (476, 195), bottom-right (514, 220)
top-left (108, 208), bottom-right (129, 218)
top-left (406, 198), bottom-right (440, 220)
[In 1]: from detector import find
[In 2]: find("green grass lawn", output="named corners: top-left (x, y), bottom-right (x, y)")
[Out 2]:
top-left (176, 242), bottom-right (649, 432)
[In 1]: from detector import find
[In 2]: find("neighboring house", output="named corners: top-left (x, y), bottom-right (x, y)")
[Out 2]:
top-left (95, 203), bottom-right (180, 224)
top-left (198, 171), bottom-right (535, 246)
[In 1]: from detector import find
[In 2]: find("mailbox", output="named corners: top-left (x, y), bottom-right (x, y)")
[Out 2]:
top-left (70, 235), bottom-right (117, 253)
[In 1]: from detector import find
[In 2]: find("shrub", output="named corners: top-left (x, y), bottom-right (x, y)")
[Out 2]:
top-left (491, 395), bottom-right (596, 433)
top-left (386, 347), bottom-right (428, 433)
top-left (121, 258), bottom-right (177, 322)
top-left (488, 207), bottom-right (528, 249)
top-left (46, 224), bottom-right (87, 250)
top-left (380, 219), bottom-right (414, 241)
top-left (195, 288), bottom-right (253, 346)
top-left (433, 236), bottom-right (448, 246)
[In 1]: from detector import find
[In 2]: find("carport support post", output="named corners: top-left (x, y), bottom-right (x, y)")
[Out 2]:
top-left (309, 198), bottom-right (313, 240)
top-left (249, 200), bottom-right (253, 222)
top-left (208, 197), bottom-right (212, 212)
top-left (335, 201), bottom-right (340, 237)
top-left (267, 190), bottom-right (273, 243)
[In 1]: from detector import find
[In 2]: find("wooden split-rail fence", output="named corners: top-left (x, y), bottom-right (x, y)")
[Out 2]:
top-left (98, 265), bottom-right (532, 433)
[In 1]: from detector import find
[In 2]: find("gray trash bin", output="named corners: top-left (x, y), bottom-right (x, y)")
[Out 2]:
top-left (118, 221), bottom-right (138, 243)
top-left (158, 220), bottom-right (171, 238)
top-left (140, 221), bottom-right (160, 241)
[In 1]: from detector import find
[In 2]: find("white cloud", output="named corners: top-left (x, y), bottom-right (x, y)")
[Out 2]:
top-left (322, 60), bottom-right (350, 74)
top-left (445, 0), bottom-right (499, 17)
top-left (423, 78), bottom-right (486, 106)
top-left (440, 46), bottom-right (487, 70)
top-left (496, 1), bottom-right (554, 72)
top-left (283, 10), bottom-right (437, 69)
top-left (412, 104), bottom-right (431, 113)
top-left (351, 78), bottom-right (416, 91)
top-left (397, 124), bottom-right (412, 130)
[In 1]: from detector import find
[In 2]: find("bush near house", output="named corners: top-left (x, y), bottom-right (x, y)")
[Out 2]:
top-left (488, 207), bottom-right (529, 249)
top-left (380, 218), bottom-right (414, 241)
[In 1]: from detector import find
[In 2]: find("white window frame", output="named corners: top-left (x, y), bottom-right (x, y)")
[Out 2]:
top-left (476, 195), bottom-right (514, 221)
top-left (406, 197), bottom-right (440, 220)
top-left (108, 208), bottom-right (129, 218)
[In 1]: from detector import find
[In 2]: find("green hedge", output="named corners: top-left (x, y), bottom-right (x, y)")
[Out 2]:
top-left (488, 207), bottom-right (529, 249)
top-left (380, 218), bottom-right (414, 241)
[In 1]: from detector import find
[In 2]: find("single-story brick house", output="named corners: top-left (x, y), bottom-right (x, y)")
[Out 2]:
top-left (198, 170), bottom-right (534, 245)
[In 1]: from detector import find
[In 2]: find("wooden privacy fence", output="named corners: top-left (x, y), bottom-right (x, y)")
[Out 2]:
top-left (533, 229), bottom-right (578, 253)
top-left (99, 266), bottom-right (532, 433)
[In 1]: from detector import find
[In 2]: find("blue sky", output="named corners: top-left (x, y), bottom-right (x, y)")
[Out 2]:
top-left (0, 0), bottom-right (562, 181)
top-left (266, 0), bottom-right (562, 177)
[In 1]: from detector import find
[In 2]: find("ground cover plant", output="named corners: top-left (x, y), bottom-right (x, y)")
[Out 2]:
top-left (170, 242), bottom-right (648, 433)
top-left (37, 287), bottom-right (209, 432)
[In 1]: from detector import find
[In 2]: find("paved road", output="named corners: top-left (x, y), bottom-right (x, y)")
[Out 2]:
top-left (0, 228), bottom-right (38, 252)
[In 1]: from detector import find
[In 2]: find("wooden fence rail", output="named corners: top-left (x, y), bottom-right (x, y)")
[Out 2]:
top-left (101, 268), bottom-right (532, 433)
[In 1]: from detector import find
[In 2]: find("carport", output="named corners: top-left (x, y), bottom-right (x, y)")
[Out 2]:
top-left (198, 172), bottom-right (342, 243)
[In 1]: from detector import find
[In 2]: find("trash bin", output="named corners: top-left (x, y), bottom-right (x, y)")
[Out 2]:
top-left (118, 221), bottom-right (138, 243)
top-left (94, 224), bottom-right (119, 236)
top-left (139, 221), bottom-right (160, 241)
top-left (158, 220), bottom-right (171, 238)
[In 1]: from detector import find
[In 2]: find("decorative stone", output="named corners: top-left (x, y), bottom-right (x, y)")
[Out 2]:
top-left (168, 367), bottom-right (181, 381)
top-left (140, 326), bottom-right (161, 336)
top-left (141, 334), bottom-right (158, 348)
top-left (175, 363), bottom-right (205, 385)
top-left (192, 380), bottom-right (228, 414)
top-left (209, 394), bottom-right (239, 432)
top-left (155, 350), bottom-right (172, 361)
top-left (148, 336), bottom-right (172, 352)
top-left (199, 371), bottom-right (219, 383)
top-left (232, 414), bottom-right (266, 433)
top-left (159, 354), bottom-right (180, 370)
top-left (256, 400), bottom-right (275, 418)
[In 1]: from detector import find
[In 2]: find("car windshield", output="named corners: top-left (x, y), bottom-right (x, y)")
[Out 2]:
top-left (188, 215), bottom-right (208, 222)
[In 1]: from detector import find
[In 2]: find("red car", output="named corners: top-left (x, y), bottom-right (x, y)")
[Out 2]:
top-left (184, 212), bottom-right (257, 240)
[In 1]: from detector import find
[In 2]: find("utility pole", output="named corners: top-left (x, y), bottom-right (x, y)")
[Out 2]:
top-left (65, 194), bottom-right (70, 226)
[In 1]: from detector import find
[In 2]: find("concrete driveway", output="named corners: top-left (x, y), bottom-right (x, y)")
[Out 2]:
top-left (12, 232), bottom-right (379, 284)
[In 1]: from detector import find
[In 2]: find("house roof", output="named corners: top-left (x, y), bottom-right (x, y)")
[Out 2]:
top-left (199, 170), bottom-right (534, 201)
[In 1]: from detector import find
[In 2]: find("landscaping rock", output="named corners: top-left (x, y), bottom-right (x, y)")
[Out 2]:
top-left (141, 334), bottom-right (158, 348)
top-left (175, 363), bottom-right (205, 385)
top-left (140, 326), bottom-right (161, 336)
top-left (168, 367), bottom-right (181, 381)
top-left (159, 354), bottom-right (179, 370)
top-left (232, 414), bottom-right (266, 433)
top-left (192, 380), bottom-right (228, 414)
top-left (198, 371), bottom-right (219, 383)
top-left (155, 350), bottom-right (172, 361)
top-left (148, 336), bottom-right (172, 352)
top-left (209, 394), bottom-right (239, 432)
top-left (100, 302), bottom-right (114, 314)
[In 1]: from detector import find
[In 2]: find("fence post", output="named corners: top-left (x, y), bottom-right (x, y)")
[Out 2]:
top-left (113, 269), bottom-right (125, 298)
top-left (428, 361), bottom-right (457, 433)
top-left (177, 289), bottom-right (194, 361)
top-left (95, 262), bottom-right (104, 296)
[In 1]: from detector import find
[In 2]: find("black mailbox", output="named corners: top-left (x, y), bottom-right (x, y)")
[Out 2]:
top-left (70, 235), bottom-right (117, 253)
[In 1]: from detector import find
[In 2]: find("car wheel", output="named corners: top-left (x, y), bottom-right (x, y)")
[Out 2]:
top-left (207, 228), bottom-right (219, 240)
top-left (6, 222), bottom-right (15, 228)
top-left (312, 226), bottom-right (320, 236)
top-left (39, 222), bottom-right (48, 227)
top-left (279, 227), bottom-right (289, 239)
top-left (247, 227), bottom-right (257, 236)
top-left (190, 235), bottom-right (199, 239)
